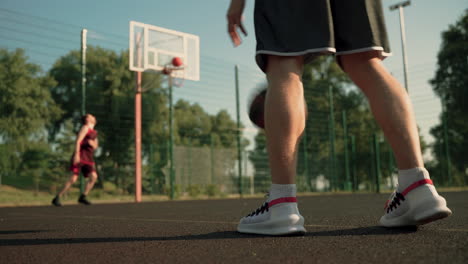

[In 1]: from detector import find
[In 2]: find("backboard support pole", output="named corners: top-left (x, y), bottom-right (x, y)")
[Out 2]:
top-left (168, 74), bottom-right (175, 200)
top-left (80, 28), bottom-right (87, 195)
top-left (135, 71), bottom-right (142, 203)
top-left (134, 33), bottom-right (142, 203)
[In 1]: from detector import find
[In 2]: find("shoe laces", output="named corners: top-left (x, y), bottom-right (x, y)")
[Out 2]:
top-left (246, 193), bottom-right (270, 217)
top-left (246, 202), bottom-right (269, 217)
top-left (385, 191), bottom-right (406, 213)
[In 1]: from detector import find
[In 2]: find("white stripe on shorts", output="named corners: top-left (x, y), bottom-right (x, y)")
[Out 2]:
top-left (335, 46), bottom-right (392, 57)
top-left (256, 47), bottom-right (336, 57)
top-left (257, 46), bottom-right (391, 59)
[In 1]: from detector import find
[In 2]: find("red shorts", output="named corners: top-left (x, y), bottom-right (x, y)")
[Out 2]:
top-left (69, 162), bottom-right (96, 177)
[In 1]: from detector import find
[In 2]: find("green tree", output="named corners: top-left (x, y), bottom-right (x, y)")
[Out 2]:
top-left (174, 100), bottom-right (213, 146)
top-left (211, 110), bottom-right (241, 148)
top-left (48, 46), bottom-right (246, 195)
top-left (49, 46), bottom-right (166, 193)
top-left (0, 48), bottom-right (62, 189)
top-left (19, 143), bottom-right (50, 194)
top-left (173, 100), bottom-right (242, 148)
top-left (429, 10), bottom-right (468, 186)
top-left (0, 48), bottom-right (62, 145)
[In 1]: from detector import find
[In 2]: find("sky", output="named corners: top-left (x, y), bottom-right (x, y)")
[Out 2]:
top-left (0, 0), bottom-right (466, 155)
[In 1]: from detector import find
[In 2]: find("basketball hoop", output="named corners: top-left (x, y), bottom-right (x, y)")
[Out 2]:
top-left (129, 21), bottom-right (199, 202)
top-left (162, 56), bottom-right (186, 87)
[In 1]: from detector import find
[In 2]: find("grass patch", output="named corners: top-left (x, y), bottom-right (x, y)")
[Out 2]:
top-left (0, 185), bottom-right (169, 207)
top-left (0, 185), bottom-right (54, 206)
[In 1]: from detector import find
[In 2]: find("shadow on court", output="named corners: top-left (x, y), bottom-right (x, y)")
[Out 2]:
top-left (0, 226), bottom-right (418, 246)
top-left (0, 230), bottom-right (51, 235)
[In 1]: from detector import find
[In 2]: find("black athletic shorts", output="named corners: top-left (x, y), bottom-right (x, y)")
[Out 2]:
top-left (254, 0), bottom-right (391, 72)
top-left (70, 161), bottom-right (96, 177)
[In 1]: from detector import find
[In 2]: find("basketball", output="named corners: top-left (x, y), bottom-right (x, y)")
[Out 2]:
top-left (172, 57), bottom-right (183, 67)
top-left (248, 88), bottom-right (308, 129)
top-left (248, 89), bottom-right (267, 129)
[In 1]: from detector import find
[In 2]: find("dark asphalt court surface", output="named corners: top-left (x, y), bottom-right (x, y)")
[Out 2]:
top-left (0, 191), bottom-right (467, 263)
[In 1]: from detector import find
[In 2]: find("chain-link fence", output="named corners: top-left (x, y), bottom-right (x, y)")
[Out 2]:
top-left (0, 8), bottom-right (466, 203)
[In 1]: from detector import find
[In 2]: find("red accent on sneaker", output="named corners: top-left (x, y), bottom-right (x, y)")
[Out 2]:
top-left (384, 199), bottom-right (390, 210)
top-left (269, 197), bottom-right (297, 207)
top-left (402, 179), bottom-right (433, 196)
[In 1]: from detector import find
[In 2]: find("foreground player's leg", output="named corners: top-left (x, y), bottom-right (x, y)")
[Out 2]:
top-left (237, 56), bottom-right (306, 235)
top-left (78, 171), bottom-right (97, 205)
top-left (340, 52), bottom-right (451, 227)
top-left (52, 174), bottom-right (79, 206)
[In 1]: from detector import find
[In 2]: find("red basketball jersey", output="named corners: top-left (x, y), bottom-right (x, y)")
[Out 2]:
top-left (80, 128), bottom-right (98, 163)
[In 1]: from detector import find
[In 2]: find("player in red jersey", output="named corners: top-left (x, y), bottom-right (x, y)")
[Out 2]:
top-left (52, 114), bottom-right (99, 206)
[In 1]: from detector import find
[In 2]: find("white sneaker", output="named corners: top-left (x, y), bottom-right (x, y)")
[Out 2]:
top-left (380, 179), bottom-right (452, 227)
top-left (237, 197), bottom-right (306, 235)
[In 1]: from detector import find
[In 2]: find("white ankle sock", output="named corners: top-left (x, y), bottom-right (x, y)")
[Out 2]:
top-left (268, 184), bottom-right (297, 202)
top-left (398, 167), bottom-right (430, 191)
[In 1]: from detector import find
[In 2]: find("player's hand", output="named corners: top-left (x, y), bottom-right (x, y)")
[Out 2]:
top-left (73, 154), bottom-right (80, 165)
top-left (227, 0), bottom-right (247, 47)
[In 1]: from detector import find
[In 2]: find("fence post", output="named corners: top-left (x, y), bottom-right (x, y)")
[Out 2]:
top-left (328, 85), bottom-right (336, 191)
top-left (373, 133), bottom-right (381, 193)
top-left (210, 134), bottom-right (215, 184)
top-left (370, 136), bottom-right (375, 192)
top-left (303, 129), bottom-right (311, 191)
top-left (350, 135), bottom-right (357, 191)
top-left (235, 65), bottom-right (243, 195)
top-left (188, 139), bottom-right (192, 186)
top-left (328, 115), bottom-right (333, 191)
top-left (150, 144), bottom-right (155, 194)
top-left (388, 145), bottom-right (395, 189)
top-left (443, 105), bottom-right (451, 186)
top-left (168, 75), bottom-right (175, 199)
top-left (245, 151), bottom-right (253, 195)
top-left (438, 143), bottom-right (445, 185)
top-left (342, 111), bottom-right (351, 191)
top-left (80, 29), bottom-right (87, 195)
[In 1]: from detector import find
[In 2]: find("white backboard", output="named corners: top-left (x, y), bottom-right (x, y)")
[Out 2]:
top-left (129, 21), bottom-right (200, 81)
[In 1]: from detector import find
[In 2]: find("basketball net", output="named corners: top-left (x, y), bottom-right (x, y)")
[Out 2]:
top-left (162, 64), bottom-right (185, 88)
